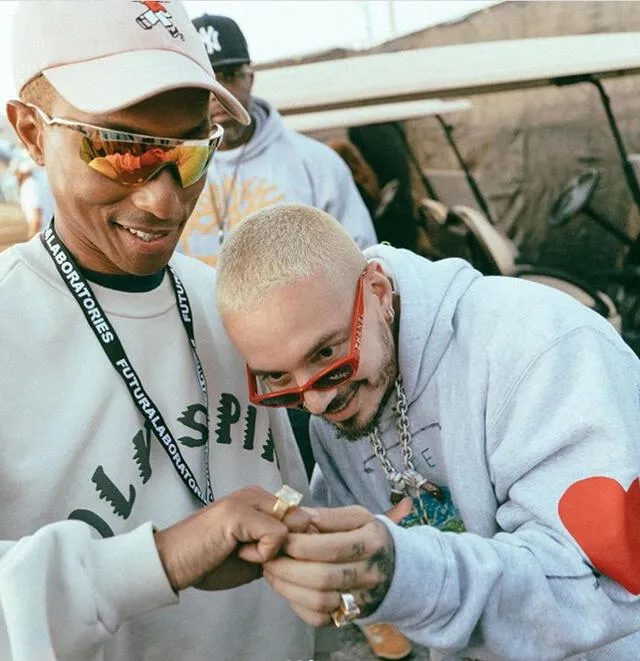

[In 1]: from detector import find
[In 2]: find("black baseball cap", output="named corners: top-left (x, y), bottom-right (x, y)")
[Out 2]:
top-left (192, 14), bottom-right (251, 69)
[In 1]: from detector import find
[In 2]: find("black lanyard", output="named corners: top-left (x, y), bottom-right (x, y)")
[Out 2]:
top-left (40, 224), bottom-right (213, 506)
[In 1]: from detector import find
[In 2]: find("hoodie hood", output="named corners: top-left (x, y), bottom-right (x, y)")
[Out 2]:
top-left (364, 244), bottom-right (481, 405)
top-left (214, 97), bottom-right (285, 164)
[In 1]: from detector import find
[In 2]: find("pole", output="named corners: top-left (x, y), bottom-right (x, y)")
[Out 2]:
top-left (387, 0), bottom-right (397, 38)
top-left (435, 115), bottom-right (496, 225)
top-left (589, 77), bottom-right (640, 219)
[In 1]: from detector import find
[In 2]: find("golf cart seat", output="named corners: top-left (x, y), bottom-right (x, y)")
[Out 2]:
top-left (419, 199), bottom-right (621, 332)
top-left (418, 198), bottom-right (477, 263)
top-left (419, 198), bottom-right (522, 273)
top-left (451, 204), bottom-right (622, 331)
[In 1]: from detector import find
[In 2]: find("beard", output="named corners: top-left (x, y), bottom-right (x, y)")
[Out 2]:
top-left (331, 318), bottom-right (397, 442)
top-left (220, 108), bottom-right (254, 150)
top-left (220, 120), bottom-right (247, 148)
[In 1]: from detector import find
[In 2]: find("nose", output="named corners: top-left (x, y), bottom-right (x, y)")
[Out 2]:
top-left (128, 167), bottom-right (184, 221)
top-left (302, 388), bottom-right (337, 416)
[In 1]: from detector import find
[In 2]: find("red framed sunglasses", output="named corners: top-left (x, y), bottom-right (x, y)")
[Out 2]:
top-left (247, 271), bottom-right (366, 408)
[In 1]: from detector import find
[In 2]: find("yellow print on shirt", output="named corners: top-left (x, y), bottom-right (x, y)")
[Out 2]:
top-left (180, 175), bottom-right (285, 267)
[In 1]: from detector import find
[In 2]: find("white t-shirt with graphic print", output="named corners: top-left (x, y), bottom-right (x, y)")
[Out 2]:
top-left (0, 236), bottom-right (312, 661)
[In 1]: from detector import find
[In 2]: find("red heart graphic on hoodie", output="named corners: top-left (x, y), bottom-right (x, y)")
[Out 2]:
top-left (558, 476), bottom-right (640, 595)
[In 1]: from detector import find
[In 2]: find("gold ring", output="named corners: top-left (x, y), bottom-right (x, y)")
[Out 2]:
top-left (330, 592), bottom-right (361, 627)
top-left (272, 484), bottom-right (303, 521)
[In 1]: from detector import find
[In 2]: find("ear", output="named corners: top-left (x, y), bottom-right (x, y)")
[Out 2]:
top-left (365, 260), bottom-right (394, 312)
top-left (246, 68), bottom-right (255, 91)
top-left (6, 101), bottom-right (45, 166)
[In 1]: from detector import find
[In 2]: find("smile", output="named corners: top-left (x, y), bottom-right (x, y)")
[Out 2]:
top-left (324, 386), bottom-right (359, 422)
top-left (114, 222), bottom-right (172, 244)
top-left (126, 227), bottom-right (168, 242)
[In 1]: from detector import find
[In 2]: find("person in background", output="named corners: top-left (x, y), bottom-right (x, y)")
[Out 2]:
top-left (9, 149), bottom-right (54, 237)
top-left (326, 137), bottom-right (406, 259)
top-left (349, 122), bottom-right (420, 253)
top-left (180, 13), bottom-right (377, 269)
top-left (0, 140), bottom-right (15, 202)
top-left (325, 137), bottom-right (382, 218)
top-left (215, 202), bottom-right (640, 661)
top-left (0, 2), bottom-right (312, 660)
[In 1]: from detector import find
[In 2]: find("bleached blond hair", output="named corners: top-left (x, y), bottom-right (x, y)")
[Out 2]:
top-left (216, 203), bottom-right (367, 313)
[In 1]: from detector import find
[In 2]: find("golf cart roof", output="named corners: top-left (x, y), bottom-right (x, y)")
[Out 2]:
top-left (253, 32), bottom-right (640, 115)
top-left (282, 98), bottom-right (471, 132)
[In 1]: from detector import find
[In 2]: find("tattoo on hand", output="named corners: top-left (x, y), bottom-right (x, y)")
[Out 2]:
top-left (342, 567), bottom-right (358, 588)
top-left (350, 542), bottom-right (365, 560)
top-left (360, 529), bottom-right (395, 617)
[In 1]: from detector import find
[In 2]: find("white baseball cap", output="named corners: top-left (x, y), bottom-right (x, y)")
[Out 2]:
top-left (12, 1), bottom-right (250, 125)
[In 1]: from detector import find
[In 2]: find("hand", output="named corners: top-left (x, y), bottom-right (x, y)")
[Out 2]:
top-left (154, 485), bottom-right (311, 592)
top-left (385, 497), bottom-right (413, 524)
top-left (262, 506), bottom-right (395, 627)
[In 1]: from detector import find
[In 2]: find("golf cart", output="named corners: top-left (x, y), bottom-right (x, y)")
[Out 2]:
top-left (254, 32), bottom-right (640, 349)
top-left (549, 167), bottom-right (640, 350)
top-left (281, 95), bottom-right (621, 332)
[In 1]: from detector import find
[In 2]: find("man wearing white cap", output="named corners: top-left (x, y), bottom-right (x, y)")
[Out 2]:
top-left (0, 2), bottom-right (312, 660)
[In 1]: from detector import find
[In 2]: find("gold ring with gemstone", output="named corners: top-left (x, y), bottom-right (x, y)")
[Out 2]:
top-left (330, 592), bottom-right (361, 627)
top-left (272, 484), bottom-right (303, 521)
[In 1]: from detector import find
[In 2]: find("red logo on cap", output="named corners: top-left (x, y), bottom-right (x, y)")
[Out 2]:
top-left (136, 1), bottom-right (184, 40)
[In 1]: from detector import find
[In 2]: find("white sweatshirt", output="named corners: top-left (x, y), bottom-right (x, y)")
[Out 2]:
top-left (178, 97), bottom-right (378, 266)
top-left (0, 236), bottom-right (312, 661)
top-left (311, 245), bottom-right (640, 661)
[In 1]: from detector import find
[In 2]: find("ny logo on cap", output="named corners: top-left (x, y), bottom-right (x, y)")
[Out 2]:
top-left (136, 1), bottom-right (184, 40)
top-left (199, 25), bottom-right (222, 55)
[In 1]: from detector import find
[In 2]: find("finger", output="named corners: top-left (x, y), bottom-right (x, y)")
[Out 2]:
top-left (234, 510), bottom-right (314, 563)
top-left (283, 506), bottom-right (315, 533)
top-left (210, 486), bottom-right (312, 563)
top-left (302, 505), bottom-right (375, 533)
top-left (251, 525), bottom-right (289, 562)
top-left (385, 497), bottom-right (413, 523)
top-left (230, 485), bottom-right (313, 531)
top-left (237, 511), bottom-right (314, 562)
top-left (219, 503), bottom-right (289, 561)
top-left (237, 542), bottom-right (263, 564)
top-left (287, 600), bottom-right (333, 628)
top-left (263, 569), bottom-right (343, 614)
top-left (225, 485), bottom-right (286, 516)
top-left (284, 520), bottom-right (388, 563)
top-left (264, 557), bottom-right (379, 591)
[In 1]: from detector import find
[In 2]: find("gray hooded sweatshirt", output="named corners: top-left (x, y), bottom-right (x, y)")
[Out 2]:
top-left (311, 244), bottom-right (640, 661)
top-left (179, 97), bottom-right (377, 265)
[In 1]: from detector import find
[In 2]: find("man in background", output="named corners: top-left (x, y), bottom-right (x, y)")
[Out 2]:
top-left (9, 149), bottom-right (53, 237)
top-left (179, 13), bottom-right (377, 270)
top-left (349, 122), bottom-right (420, 252)
top-left (0, 139), bottom-right (16, 202)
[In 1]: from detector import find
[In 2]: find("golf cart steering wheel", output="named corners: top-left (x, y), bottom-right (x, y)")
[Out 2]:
top-left (547, 168), bottom-right (600, 227)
